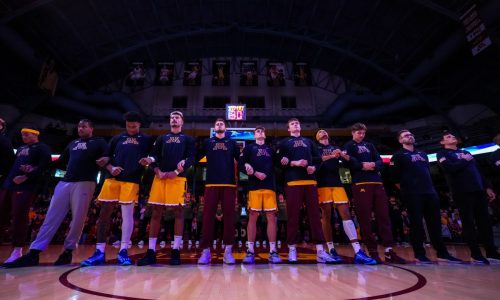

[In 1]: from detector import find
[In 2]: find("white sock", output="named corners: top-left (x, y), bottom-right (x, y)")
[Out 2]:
top-left (120, 204), bottom-right (134, 251)
top-left (327, 242), bottom-right (334, 252)
top-left (351, 242), bottom-right (361, 253)
top-left (316, 244), bottom-right (324, 253)
top-left (96, 243), bottom-right (106, 253)
top-left (289, 244), bottom-right (296, 251)
top-left (269, 242), bottom-right (277, 253)
top-left (149, 237), bottom-right (157, 251)
top-left (225, 245), bottom-right (233, 254)
top-left (385, 247), bottom-right (393, 253)
top-left (173, 235), bottom-right (182, 250)
top-left (247, 242), bottom-right (255, 253)
top-left (342, 220), bottom-right (358, 240)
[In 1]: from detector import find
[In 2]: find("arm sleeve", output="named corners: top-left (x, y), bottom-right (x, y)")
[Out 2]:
top-left (52, 145), bottom-right (70, 170)
top-left (148, 136), bottom-right (163, 169)
top-left (183, 136), bottom-right (196, 170)
top-left (437, 151), bottom-right (471, 173)
top-left (103, 135), bottom-right (119, 160)
top-left (344, 143), bottom-right (362, 171)
top-left (238, 145), bottom-right (251, 174)
top-left (311, 141), bottom-right (321, 169)
top-left (26, 144), bottom-right (52, 179)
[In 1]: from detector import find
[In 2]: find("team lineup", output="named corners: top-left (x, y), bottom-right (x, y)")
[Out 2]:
top-left (1, 112), bottom-right (500, 269)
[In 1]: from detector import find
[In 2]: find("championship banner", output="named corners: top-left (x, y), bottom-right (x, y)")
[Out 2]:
top-left (183, 61), bottom-right (202, 86)
top-left (226, 104), bottom-right (246, 121)
top-left (460, 5), bottom-right (492, 56)
top-left (155, 62), bottom-right (174, 85)
top-left (240, 60), bottom-right (258, 86)
top-left (266, 61), bottom-right (285, 86)
top-left (126, 62), bottom-right (146, 86)
top-left (212, 60), bottom-right (230, 86)
top-left (293, 62), bottom-right (312, 86)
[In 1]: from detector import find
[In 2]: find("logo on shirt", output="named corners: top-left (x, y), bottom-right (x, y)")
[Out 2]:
top-left (17, 148), bottom-right (29, 156)
top-left (293, 140), bottom-right (307, 148)
top-left (256, 148), bottom-right (271, 157)
top-left (357, 145), bottom-right (370, 154)
top-left (457, 153), bottom-right (473, 160)
top-left (166, 136), bottom-right (181, 144)
top-left (72, 142), bottom-right (88, 150)
top-left (322, 148), bottom-right (334, 156)
top-left (410, 154), bottom-right (426, 162)
top-left (213, 142), bottom-right (228, 150)
top-left (123, 137), bottom-right (139, 145)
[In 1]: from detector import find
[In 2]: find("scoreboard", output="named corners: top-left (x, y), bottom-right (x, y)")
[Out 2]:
top-left (226, 104), bottom-right (246, 121)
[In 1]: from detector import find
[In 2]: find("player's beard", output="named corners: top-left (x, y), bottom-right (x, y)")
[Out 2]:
top-left (215, 129), bottom-right (225, 134)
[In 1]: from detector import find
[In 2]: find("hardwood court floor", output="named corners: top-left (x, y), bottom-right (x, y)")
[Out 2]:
top-left (1, 244), bottom-right (500, 300)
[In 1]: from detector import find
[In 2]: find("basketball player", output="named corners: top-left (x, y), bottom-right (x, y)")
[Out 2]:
top-left (137, 111), bottom-right (195, 266)
top-left (343, 123), bottom-right (406, 263)
top-left (239, 126), bottom-right (282, 264)
top-left (81, 112), bottom-right (153, 266)
top-left (278, 118), bottom-right (337, 263)
top-left (390, 130), bottom-right (462, 264)
top-left (0, 126), bottom-right (51, 263)
top-left (437, 132), bottom-right (500, 264)
top-left (315, 129), bottom-right (377, 265)
top-left (197, 118), bottom-right (241, 264)
top-left (3, 119), bottom-right (108, 268)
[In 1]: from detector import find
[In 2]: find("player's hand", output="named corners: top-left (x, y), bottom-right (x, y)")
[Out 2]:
top-left (13, 175), bottom-right (28, 185)
top-left (362, 162), bottom-right (374, 170)
top-left (245, 163), bottom-right (254, 175)
top-left (298, 159), bottom-right (308, 167)
top-left (139, 157), bottom-right (152, 166)
top-left (19, 164), bottom-right (34, 173)
top-left (165, 171), bottom-right (177, 179)
top-left (332, 149), bottom-right (342, 158)
top-left (486, 188), bottom-right (496, 202)
top-left (177, 160), bottom-right (185, 172)
top-left (281, 157), bottom-right (289, 166)
top-left (306, 166), bottom-right (316, 174)
top-left (110, 166), bottom-right (124, 176)
top-left (340, 151), bottom-right (350, 160)
top-left (96, 157), bottom-right (110, 167)
top-left (254, 171), bottom-right (267, 180)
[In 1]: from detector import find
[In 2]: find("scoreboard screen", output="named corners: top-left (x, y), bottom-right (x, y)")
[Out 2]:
top-left (226, 104), bottom-right (246, 121)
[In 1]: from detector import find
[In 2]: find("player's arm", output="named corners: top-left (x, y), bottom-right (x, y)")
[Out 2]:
top-left (25, 144), bottom-right (51, 179)
top-left (180, 136), bottom-right (196, 172)
top-left (52, 144), bottom-right (70, 170)
top-left (344, 143), bottom-right (362, 171)
top-left (437, 151), bottom-right (471, 173)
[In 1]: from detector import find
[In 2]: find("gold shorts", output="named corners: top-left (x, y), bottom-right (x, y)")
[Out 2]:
top-left (98, 179), bottom-right (139, 204)
top-left (248, 189), bottom-right (277, 211)
top-left (317, 187), bottom-right (348, 204)
top-left (148, 177), bottom-right (187, 206)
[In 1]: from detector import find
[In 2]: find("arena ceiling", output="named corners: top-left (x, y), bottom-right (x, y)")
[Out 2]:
top-left (1, 0), bottom-right (500, 128)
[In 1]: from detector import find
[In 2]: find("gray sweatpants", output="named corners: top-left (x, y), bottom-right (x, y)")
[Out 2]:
top-left (30, 181), bottom-right (96, 251)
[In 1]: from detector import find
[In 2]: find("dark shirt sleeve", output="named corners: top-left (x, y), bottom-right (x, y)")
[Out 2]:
top-left (344, 143), bottom-right (362, 171)
top-left (310, 141), bottom-right (321, 169)
top-left (26, 144), bottom-right (51, 179)
top-left (437, 150), bottom-right (471, 173)
top-left (52, 144), bottom-right (70, 170)
top-left (183, 136), bottom-right (196, 170)
top-left (104, 135), bottom-right (119, 159)
top-left (148, 136), bottom-right (163, 169)
top-left (238, 144), bottom-right (251, 174)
